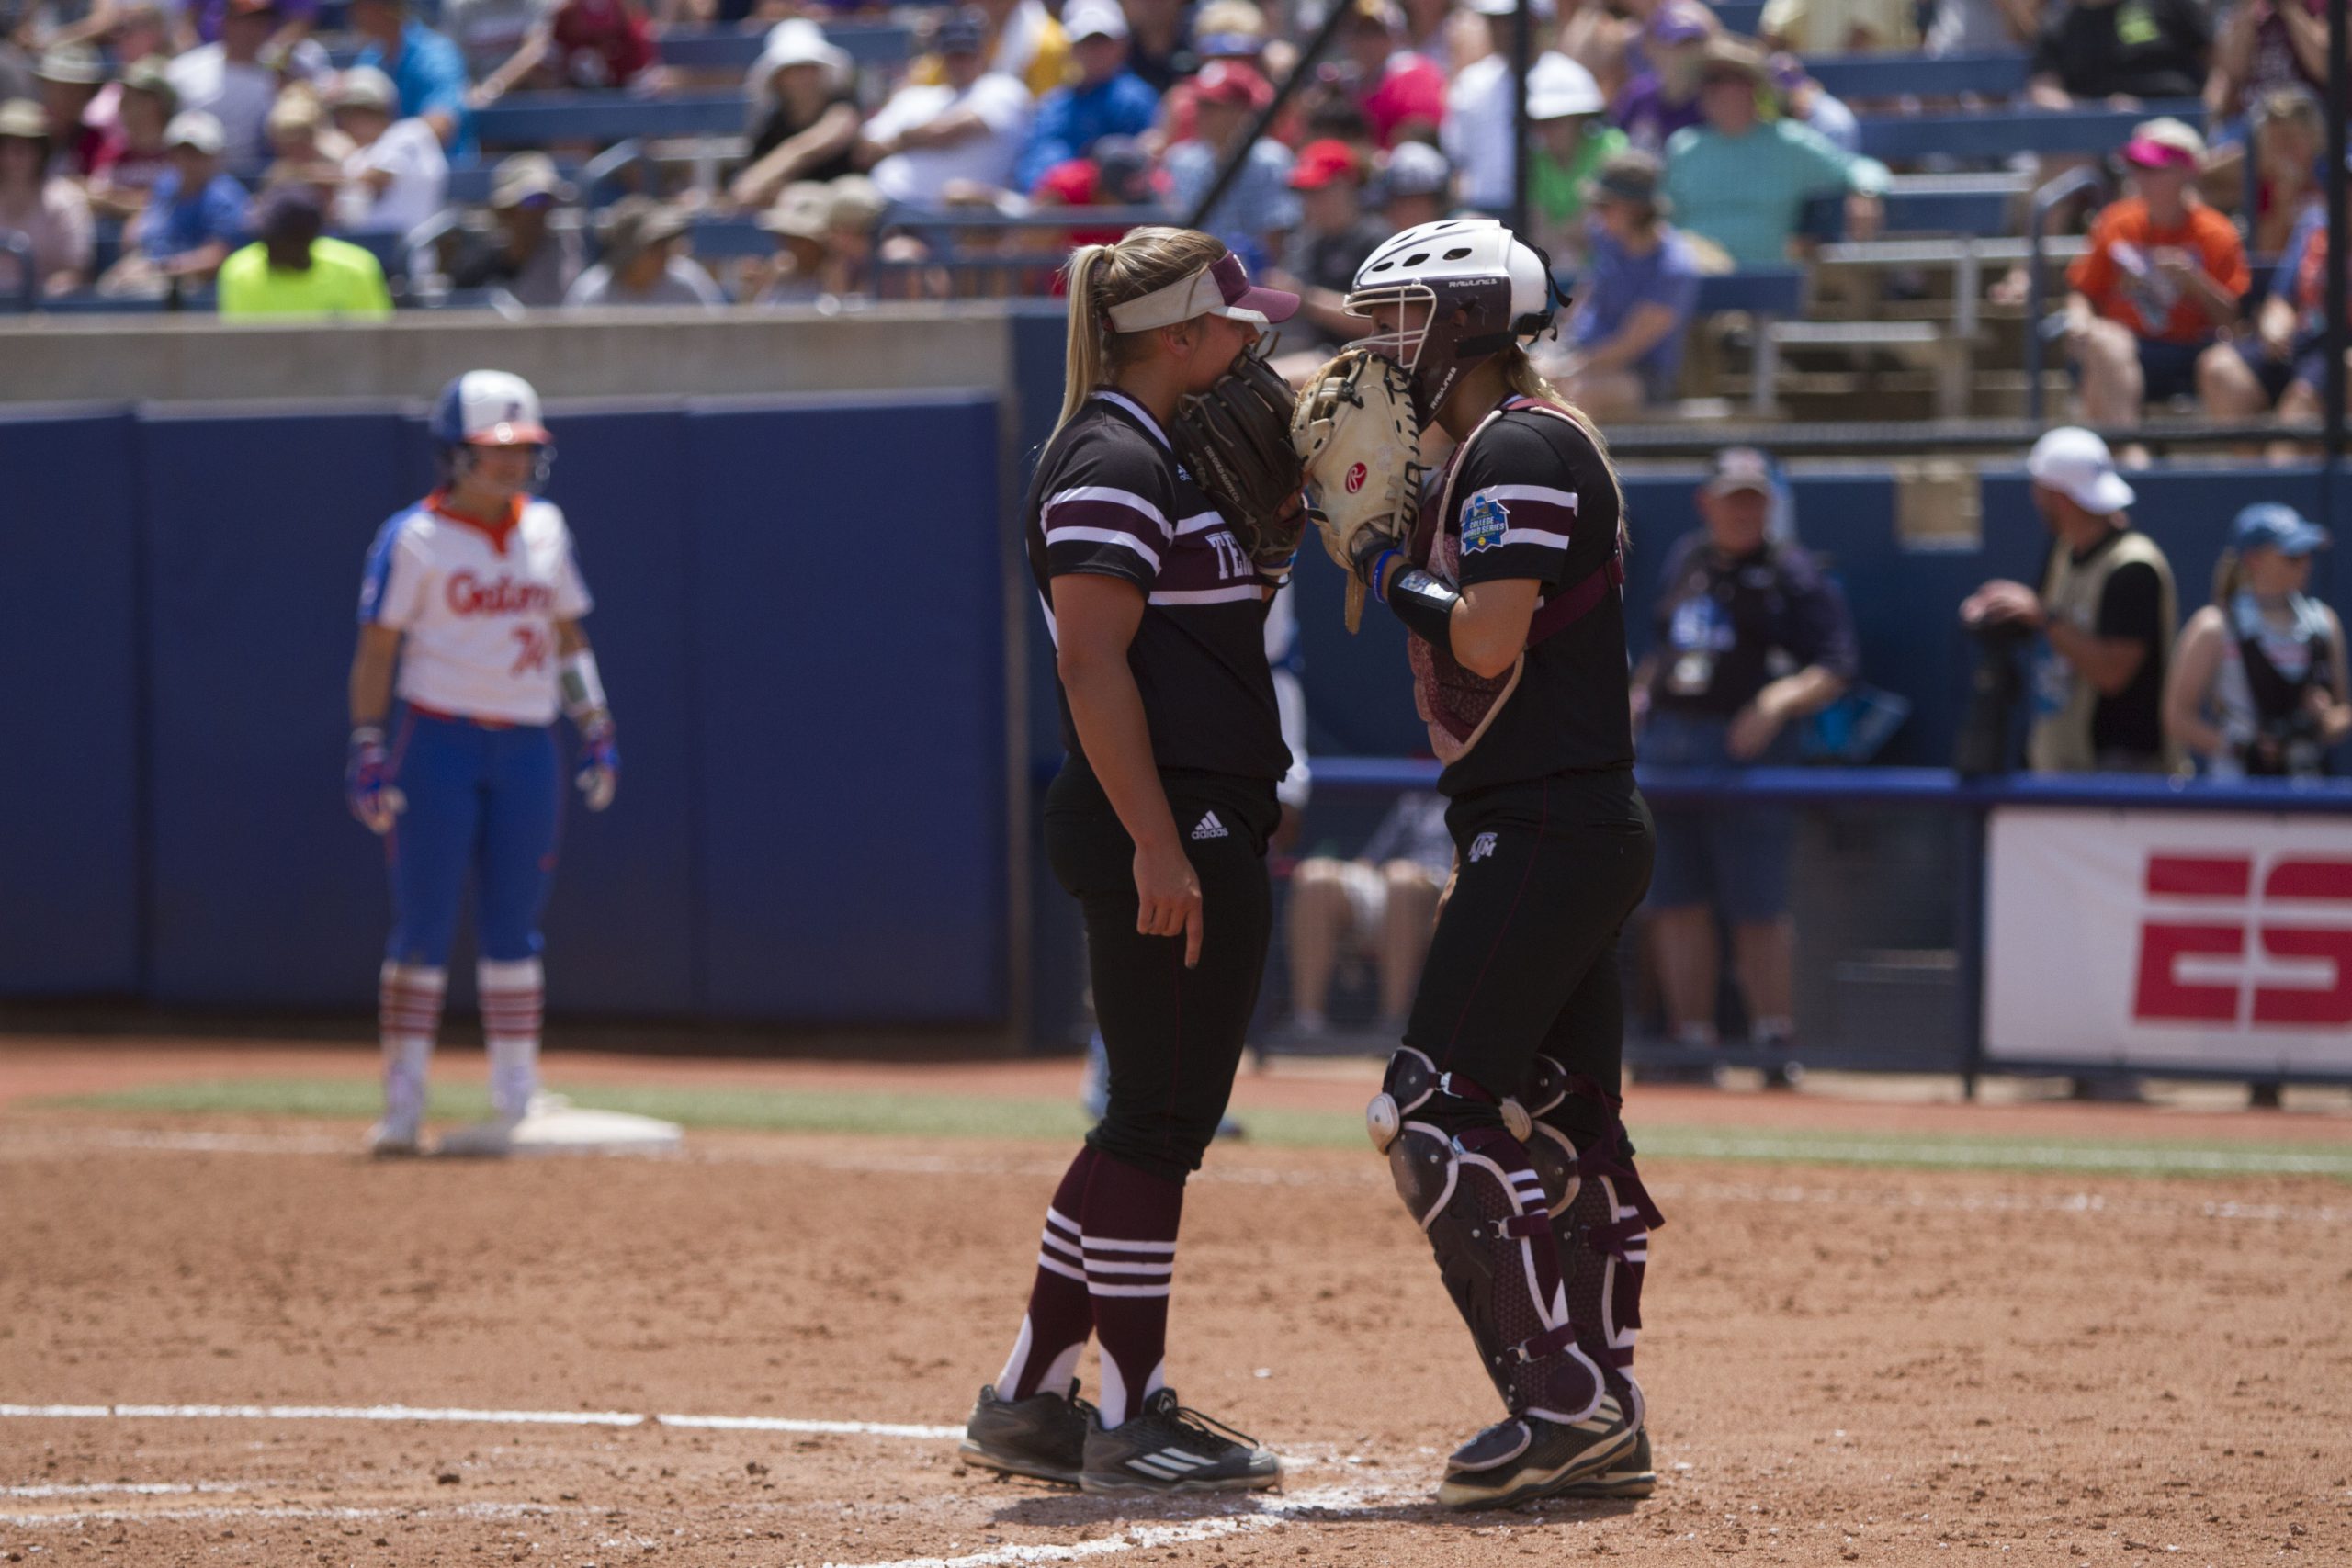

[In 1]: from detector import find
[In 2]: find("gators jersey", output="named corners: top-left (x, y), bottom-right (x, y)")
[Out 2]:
top-left (358, 493), bottom-right (593, 727)
top-left (1025, 390), bottom-right (1291, 784)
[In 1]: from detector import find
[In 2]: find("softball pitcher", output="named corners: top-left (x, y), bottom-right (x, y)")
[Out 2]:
top-left (1295, 219), bottom-right (1664, 1509)
top-left (961, 228), bottom-right (1302, 1495)
top-left (346, 369), bottom-right (617, 1156)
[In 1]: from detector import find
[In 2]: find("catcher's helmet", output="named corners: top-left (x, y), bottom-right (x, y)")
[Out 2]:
top-left (1344, 219), bottom-right (1565, 420)
top-left (431, 369), bottom-right (553, 487)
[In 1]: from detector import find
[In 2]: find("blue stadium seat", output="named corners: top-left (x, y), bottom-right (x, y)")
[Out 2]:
top-left (1800, 51), bottom-right (2028, 101)
top-left (657, 22), bottom-right (913, 71)
top-left (334, 227), bottom-right (410, 280)
top-left (684, 216), bottom-right (773, 258)
top-left (1858, 99), bottom-right (2205, 161)
top-left (1801, 186), bottom-right (2014, 238)
top-left (472, 90), bottom-right (748, 147)
top-left (1691, 267), bottom-right (1804, 316)
top-left (1711, 0), bottom-right (1767, 36)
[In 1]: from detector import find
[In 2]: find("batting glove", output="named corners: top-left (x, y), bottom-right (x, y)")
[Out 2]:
top-left (575, 714), bottom-right (618, 812)
top-left (346, 727), bottom-right (404, 835)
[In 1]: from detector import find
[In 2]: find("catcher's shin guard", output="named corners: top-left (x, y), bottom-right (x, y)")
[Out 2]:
top-left (1371, 1048), bottom-right (1605, 1424)
top-left (1518, 1055), bottom-right (1664, 1433)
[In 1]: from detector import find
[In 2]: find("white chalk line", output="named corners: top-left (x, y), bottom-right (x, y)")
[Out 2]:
top-left (9, 1124), bottom-right (2346, 1224)
top-left (0, 1499), bottom-right (582, 1529)
top-left (816, 1484), bottom-right (1396, 1568)
top-left (3, 1481), bottom-right (249, 1498)
top-left (0, 1402), bottom-right (962, 1441)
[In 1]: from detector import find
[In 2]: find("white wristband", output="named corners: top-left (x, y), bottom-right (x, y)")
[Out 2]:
top-left (559, 648), bottom-right (608, 720)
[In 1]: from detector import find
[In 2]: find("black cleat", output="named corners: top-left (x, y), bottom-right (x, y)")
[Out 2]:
top-left (1434, 1394), bottom-right (1638, 1510)
top-left (1079, 1388), bottom-right (1282, 1495)
top-left (1557, 1425), bottom-right (1656, 1499)
top-left (960, 1382), bottom-right (1094, 1485)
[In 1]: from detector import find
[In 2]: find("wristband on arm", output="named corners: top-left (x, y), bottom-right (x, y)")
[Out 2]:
top-left (559, 648), bottom-right (608, 723)
top-left (1385, 567), bottom-right (1463, 650)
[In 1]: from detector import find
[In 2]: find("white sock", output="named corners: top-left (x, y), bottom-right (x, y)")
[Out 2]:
top-left (479, 957), bottom-right (544, 1118)
top-left (378, 963), bottom-right (446, 1126)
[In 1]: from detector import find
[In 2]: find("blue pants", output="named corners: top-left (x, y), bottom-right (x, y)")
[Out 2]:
top-left (1642, 708), bottom-right (1797, 924)
top-left (386, 711), bottom-right (562, 968)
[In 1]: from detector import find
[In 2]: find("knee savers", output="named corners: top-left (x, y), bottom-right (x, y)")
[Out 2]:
top-left (1516, 1055), bottom-right (1665, 1425)
top-left (1371, 1048), bottom-right (1603, 1423)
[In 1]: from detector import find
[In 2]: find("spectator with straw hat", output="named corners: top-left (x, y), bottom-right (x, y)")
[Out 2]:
top-left (445, 151), bottom-right (581, 306)
top-left (729, 18), bottom-right (858, 211)
top-left (566, 194), bottom-right (722, 308)
top-left (0, 94), bottom-right (91, 297)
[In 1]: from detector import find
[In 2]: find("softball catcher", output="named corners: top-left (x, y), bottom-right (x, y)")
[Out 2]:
top-left (963, 228), bottom-right (1302, 1495)
top-left (346, 370), bottom-right (617, 1156)
top-left (1295, 219), bottom-right (1664, 1509)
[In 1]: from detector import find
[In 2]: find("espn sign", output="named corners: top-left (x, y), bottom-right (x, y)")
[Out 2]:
top-left (2134, 853), bottom-right (2352, 1027)
top-left (1986, 808), bottom-right (2352, 1075)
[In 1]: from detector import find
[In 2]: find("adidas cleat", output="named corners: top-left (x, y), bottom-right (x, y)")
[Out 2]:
top-left (960, 1382), bottom-right (1094, 1485)
top-left (1434, 1394), bottom-right (1637, 1510)
top-left (1079, 1388), bottom-right (1282, 1495)
top-left (1557, 1426), bottom-right (1655, 1499)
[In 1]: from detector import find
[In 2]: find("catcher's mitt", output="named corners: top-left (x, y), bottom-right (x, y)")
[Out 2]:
top-left (1291, 349), bottom-right (1423, 633)
top-left (1169, 352), bottom-right (1307, 572)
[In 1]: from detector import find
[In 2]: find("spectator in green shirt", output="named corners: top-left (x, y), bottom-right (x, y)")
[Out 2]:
top-left (1661, 37), bottom-right (1884, 268)
top-left (217, 183), bottom-right (393, 318)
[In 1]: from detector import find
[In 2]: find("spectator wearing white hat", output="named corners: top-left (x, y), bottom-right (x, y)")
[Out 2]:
top-left (327, 65), bottom-right (445, 234)
top-left (854, 6), bottom-right (1032, 211)
top-left (164, 0), bottom-right (281, 163)
top-left (1962, 426), bottom-right (2178, 776)
top-left (1014, 0), bottom-right (1155, 196)
top-left (729, 19), bottom-right (858, 212)
top-left (97, 107), bottom-right (247, 293)
top-left (1445, 49), bottom-right (1624, 257)
top-left (0, 93), bottom-right (92, 297)
top-left (33, 39), bottom-right (105, 175)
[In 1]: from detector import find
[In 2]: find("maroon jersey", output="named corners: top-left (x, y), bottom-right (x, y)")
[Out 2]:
top-left (1025, 390), bottom-right (1289, 783)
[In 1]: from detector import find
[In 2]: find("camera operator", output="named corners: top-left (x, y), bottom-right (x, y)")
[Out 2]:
top-left (1962, 427), bottom-right (2180, 776)
top-left (2165, 503), bottom-right (2348, 781)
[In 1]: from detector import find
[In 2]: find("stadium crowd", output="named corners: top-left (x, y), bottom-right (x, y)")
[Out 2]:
top-left (0, 0), bottom-right (2344, 433)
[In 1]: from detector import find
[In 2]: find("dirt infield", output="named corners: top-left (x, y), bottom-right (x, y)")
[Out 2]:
top-left (4, 1049), bottom-right (2351, 1566)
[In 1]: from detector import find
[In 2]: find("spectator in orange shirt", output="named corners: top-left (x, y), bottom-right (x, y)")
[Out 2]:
top-left (2063, 118), bottom-right (2247, 450)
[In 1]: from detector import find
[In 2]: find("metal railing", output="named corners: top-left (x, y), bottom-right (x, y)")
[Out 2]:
top-left (2024, 164), bottom-right (2109, 425)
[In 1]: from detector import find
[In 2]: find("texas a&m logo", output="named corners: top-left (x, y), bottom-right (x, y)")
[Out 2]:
top-left (2132, 852), bottom-right (2352, 1027)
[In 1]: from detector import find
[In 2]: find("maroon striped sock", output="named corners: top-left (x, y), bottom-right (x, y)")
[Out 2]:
top-left (995, 1145), bottom-right (1099, 1400)
top-left (1080, 1152), bottom-right (1184, 1428)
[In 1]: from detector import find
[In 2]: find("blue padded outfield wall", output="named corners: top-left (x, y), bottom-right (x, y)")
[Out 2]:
top-left (3, 393), bottom-right (1006, 1023)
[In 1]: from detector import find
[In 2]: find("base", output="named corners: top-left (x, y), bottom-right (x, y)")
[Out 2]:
top-left (435, 1096), bottom-right (683, 1158)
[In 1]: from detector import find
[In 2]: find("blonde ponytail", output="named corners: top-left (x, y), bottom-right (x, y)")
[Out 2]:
top-left (1048, 226), bottom-right (1232, 443)
top-left (1057, 244), bottom-right (1116, 437)
top-left (2211, 547), bottom-right (2245, 608)
top-left (1502, 346), bottom-right (1630, 552)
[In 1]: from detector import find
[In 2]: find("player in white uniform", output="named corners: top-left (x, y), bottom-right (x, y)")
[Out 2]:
top-left (345, 369), bottom-right (618, 1156)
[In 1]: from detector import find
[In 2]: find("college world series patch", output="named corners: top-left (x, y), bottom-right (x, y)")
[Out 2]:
top-left (1461, 493), bottom-right (1509, 554)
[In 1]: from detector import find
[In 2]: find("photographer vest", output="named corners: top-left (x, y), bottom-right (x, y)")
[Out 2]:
top-left (2027, 528), bottom-right (2178, 774)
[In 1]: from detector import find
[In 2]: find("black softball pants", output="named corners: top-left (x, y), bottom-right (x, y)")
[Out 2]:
top-left (1403, 768), bottom-right (1654, 1151)
top-left (1046, 759), bottom-right (1278, 1186)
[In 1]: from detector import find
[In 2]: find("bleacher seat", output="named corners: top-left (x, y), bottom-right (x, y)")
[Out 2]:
top-left (1711, 0), bottom-right (1767, 36)
top-left (472, 90), bottom-right (747, 148)
top-left (684, 216), bottom-right (773, 259)
top-left (1857, 100), bottom-right (2204, 162)
top-left (1800, 51), bottom-right (2027, 101)
top-left (656, 23), bottom-right (912, 72)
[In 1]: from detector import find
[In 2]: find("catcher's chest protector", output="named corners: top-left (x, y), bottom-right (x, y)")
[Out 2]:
top-left (1408, 399), bottom-right (1625, 766)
